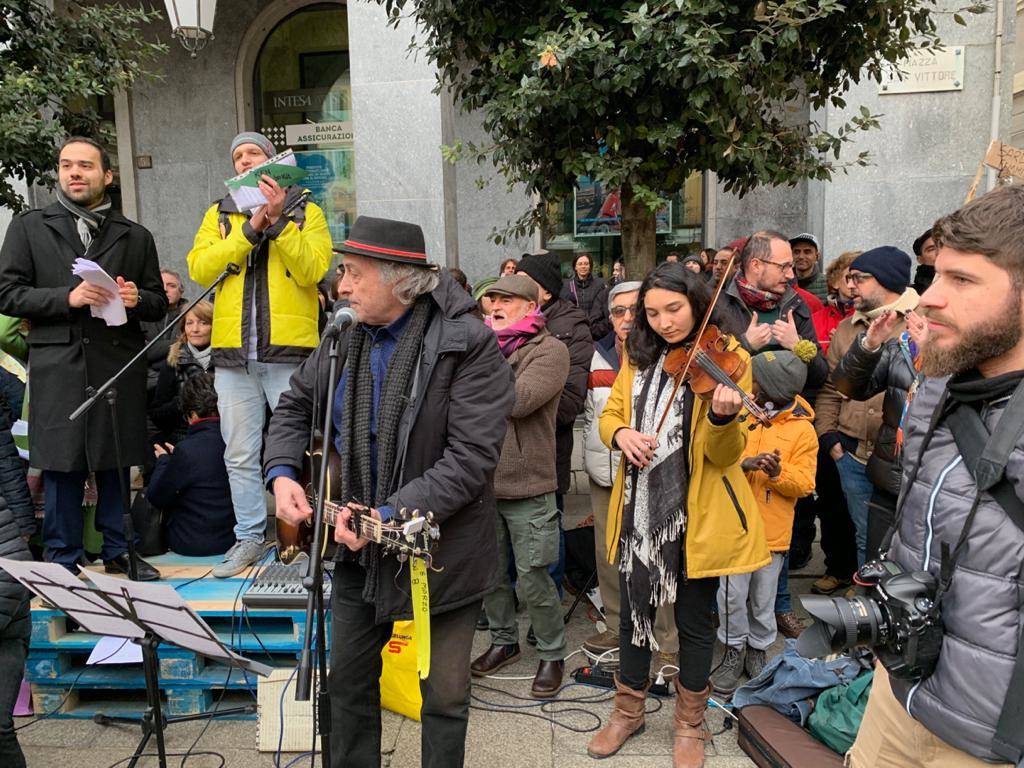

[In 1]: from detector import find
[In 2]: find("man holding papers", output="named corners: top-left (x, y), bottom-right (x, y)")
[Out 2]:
top-left (188, 131), bottom-right (331, 578)
top-left (0, 136), bottom-right (166, 581)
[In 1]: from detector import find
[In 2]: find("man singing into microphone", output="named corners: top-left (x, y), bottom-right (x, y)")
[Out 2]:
top-left (187, 131), bottom-right (332, 577)
top-left (264, 216), bottom-right (514, 768)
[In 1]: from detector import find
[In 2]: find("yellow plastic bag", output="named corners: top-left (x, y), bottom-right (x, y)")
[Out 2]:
top-left (379, 621), bottom-right (422, 721)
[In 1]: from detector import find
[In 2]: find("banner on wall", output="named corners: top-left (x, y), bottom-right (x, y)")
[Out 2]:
top-left (293, 149), bottom-right (357, 244)
top-left (573, 177), bottom-right (671, 237)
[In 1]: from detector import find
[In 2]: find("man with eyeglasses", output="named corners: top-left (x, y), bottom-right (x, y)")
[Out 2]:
top-left (580, 280), bottom-right (680, 675)
top-left (817, 246), bottom-right (920, 565)
top-left (720, 230), bottom-right (828, 638)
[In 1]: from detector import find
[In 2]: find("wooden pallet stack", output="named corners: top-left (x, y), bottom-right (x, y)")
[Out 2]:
top-left (25, 553), bottom-right (329, 720)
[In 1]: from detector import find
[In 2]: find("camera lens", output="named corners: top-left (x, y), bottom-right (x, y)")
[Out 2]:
top-left (796, 594), bottom-right (887, 658)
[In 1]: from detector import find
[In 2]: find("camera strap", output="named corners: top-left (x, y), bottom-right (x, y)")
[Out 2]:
top-left (945, 391), bottom-right (1024, 766)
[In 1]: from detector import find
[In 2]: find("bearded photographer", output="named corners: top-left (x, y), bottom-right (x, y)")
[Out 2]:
top-left (844, 186), bottom-right (1024, 768)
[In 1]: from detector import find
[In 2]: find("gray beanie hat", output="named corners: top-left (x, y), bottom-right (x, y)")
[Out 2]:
top-left (230, 131), bottom-right (276, 160)
top-left (751, 350), bottom-right (808, 406)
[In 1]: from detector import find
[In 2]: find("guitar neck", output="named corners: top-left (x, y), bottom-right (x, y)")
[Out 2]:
top-left (322, 499), bottom-right (383, 542)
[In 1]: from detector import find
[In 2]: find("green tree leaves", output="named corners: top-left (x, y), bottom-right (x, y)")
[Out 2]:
top-left (0, 1), bottom-right (166, 211)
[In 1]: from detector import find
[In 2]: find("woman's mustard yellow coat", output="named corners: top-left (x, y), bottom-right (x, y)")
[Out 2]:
top-left (598, 341), bottom-right (771, 579)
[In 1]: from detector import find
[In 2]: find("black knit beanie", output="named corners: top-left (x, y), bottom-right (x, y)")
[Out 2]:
top-left (516, 253), bottom-right (563, 298)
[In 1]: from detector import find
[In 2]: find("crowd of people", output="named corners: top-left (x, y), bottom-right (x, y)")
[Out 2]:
top-left (0, 130), bottom-right (1019, 768)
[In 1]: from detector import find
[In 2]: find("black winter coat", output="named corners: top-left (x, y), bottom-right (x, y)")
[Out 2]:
top-left (561, 275), bottom-right (611, 340)
top-left (0, 204), bottom-right (167, 471)
top-left (0, 369), bottom-right (33, 637)
top-left (542, 298), bottom-right (593, 494)
top-left (142, 299), bottom-right (187, 388)
top-left (718, 278), bottom-right (828, 403)
top-left (831, 333), bottom-right (916, 496)
top-left (264, 273), bottom-right (515, 623)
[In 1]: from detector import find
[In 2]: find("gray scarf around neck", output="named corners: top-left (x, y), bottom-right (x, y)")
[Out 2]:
top-left (56, 187), bottom-right (112, 250)
top-left (186, 342), bottom-right (213, 371)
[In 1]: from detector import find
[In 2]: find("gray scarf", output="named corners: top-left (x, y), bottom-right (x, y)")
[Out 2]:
top-left (186, 342), bottom-right (213, 371)
top-left (339, 296), bottom-right (433, 602)
top-left (56, 187), bottom-right (112, 250)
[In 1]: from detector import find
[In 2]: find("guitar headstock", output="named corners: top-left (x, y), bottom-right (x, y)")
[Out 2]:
top-left (347, 503), bottom-right (441, 571)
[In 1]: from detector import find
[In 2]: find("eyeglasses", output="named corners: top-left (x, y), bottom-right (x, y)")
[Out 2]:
top-left (845, 272), bottom-right (874, 285)
top-left (760, 260), bottom-right (795, 273)
top-left (610, 305), bottom-right (637, 318)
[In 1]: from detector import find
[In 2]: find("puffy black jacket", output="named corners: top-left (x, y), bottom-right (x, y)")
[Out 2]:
top-left (831, 333), bottom-right (916, 495)
top-left (0, 369), bottom-right (32, 637)
top-left (148, 344), bottom-right (213, 444)
top-left (542, 298), bottom-right (593, 494)
top-left (561, 275), bottom-right (610, 340)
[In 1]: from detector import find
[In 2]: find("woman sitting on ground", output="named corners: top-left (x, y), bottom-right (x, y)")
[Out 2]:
top-left (589, 263), bottom-right (770, 768)
top-left (147, 373), bottom-right (235, 557)
top-left (149, 300), bottom-right (213, 445)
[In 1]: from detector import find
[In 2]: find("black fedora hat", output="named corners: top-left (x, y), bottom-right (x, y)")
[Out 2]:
top-left (337, 215), bottom-right (437, 269)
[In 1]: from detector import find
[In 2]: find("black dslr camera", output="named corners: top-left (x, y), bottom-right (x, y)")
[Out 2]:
top-left (797, 559), bottom-right (943, 681)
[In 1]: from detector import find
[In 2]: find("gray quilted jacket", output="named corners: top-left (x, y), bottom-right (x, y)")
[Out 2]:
top-left (887, 376), bottom-right (1024, 761)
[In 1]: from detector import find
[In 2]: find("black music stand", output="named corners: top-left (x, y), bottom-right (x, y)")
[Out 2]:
top-left (0, 558), bottom-right (271, 768)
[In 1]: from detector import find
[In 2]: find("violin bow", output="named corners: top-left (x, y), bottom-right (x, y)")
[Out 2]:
top-left (653, 249), bottom-right (739, 438)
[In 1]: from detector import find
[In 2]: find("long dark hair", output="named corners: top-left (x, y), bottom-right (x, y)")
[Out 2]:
top-left (627, 262), bottom-right (741, 370)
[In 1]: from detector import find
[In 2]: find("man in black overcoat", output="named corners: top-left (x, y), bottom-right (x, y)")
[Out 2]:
top-left (0, 137), bottom-right (166, 580)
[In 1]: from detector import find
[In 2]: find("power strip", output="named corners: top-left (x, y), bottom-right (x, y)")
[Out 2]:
top-left (572, 665), bottom-right (671, 697)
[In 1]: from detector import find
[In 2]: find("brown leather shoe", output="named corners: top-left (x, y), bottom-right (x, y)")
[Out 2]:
top-left (587, 675), bottom-right (650, 758)
top-left (775, 611), bottom-right (806, 639)
top-left (470, 643), bottom-right (521, 677)
top-left (673, 679), bottom-right (710, 768)
top-left (530, 659), bottom-right (564, 698)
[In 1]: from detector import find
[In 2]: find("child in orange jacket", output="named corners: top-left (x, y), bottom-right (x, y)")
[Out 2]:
top-left (711, 347), bottom-right (819, 695)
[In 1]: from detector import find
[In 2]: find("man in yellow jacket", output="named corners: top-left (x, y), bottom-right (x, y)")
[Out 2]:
top-left (187, 132), bottom-right (331, 577)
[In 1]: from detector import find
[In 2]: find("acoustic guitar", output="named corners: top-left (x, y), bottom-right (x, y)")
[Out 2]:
top-left (275, 445), bottom-right (440, 569)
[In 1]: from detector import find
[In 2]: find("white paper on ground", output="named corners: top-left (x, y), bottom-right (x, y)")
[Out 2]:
top-left (71, 257), bottom-right (127, 326)
top-left (87, 635), bottom-right (142, 665)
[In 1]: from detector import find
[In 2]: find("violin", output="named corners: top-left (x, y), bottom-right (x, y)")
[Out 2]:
top-left (662, 325), bottom-right (773, 428)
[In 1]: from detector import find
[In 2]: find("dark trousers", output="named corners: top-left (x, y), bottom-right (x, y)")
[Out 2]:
top-left (789, 445), bottom-right (858, 578)
top-left (328, 562), bottom-right (480, 768)
top-left (43, 468), bottom-right (129, 570)
top-left (866, 488), bottom-right (898, 562)
top-left (619, 572), bottom-right (719, 693)
top-left (0, 618), bottom-right (28, 768)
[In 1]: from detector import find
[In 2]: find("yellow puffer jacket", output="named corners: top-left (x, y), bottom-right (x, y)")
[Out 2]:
top-left (742, 397), bottom-right (818, 552)
top-left (187, 189), bottom-right (331, 367)
top-left (599, 338), bottom-right (771, 579)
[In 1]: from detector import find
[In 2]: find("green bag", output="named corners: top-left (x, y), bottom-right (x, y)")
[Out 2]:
top-left (807, 670), bottom-right (873, 754)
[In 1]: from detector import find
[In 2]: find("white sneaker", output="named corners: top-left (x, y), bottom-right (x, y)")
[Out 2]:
top-left (212, 540), bottom-right (266, 578)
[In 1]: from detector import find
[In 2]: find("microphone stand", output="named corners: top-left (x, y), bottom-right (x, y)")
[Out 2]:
top-left (68, 263), bottom-right (246, 766)
top-left (295, 323), bottom-right (344, 768)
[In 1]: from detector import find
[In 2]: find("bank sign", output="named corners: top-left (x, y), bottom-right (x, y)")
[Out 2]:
top-left (286, 121), bottom-right (354, 146)
top-left (879, 48), bottom-right (964, 94)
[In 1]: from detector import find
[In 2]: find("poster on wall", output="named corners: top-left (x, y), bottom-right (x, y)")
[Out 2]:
top-left (293, 149), bottom-right (357, 245)
top-left (573, 177), bottom-right (671, 237)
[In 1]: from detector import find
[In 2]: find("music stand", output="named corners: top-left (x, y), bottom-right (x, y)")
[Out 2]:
top-left (0, 558), bottom-right (271, 768)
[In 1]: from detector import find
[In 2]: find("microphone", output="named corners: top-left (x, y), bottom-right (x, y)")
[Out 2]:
top-left (324, 306), bottom-right (358, 338)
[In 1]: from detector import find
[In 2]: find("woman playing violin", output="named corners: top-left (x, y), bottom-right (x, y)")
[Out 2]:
top-left (589, 263), bottom-right (770, 768)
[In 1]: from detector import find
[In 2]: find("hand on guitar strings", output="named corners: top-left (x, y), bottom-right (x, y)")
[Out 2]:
top-left (272, 476), bottom-right (313, 526)
top-left (335, 505), bottom-right (381, 552)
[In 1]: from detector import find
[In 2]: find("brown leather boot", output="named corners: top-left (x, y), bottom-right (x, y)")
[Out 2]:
top-left (587, 675), bottom-right (649, 759)
top-left (673, 679), bottom-right (710, 768)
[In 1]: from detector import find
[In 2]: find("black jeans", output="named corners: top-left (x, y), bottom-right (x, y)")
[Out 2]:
top-left (0, 617), bottom-right (28, 768)
top-left (618, 572), bottom-right (719, 693)
top-left (328, 562), bottom-right (480, 768)
top-left (817, 448), bottom-right (858, 579)
top-left (866, 488), bottom-right (898, 562)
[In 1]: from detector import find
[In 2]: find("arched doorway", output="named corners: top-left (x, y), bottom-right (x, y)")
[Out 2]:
top-left (243, 2), bottom-right (355, 246)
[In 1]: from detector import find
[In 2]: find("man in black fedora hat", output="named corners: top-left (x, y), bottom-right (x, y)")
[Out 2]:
top-left (264, 215), bottom-right (515, 768)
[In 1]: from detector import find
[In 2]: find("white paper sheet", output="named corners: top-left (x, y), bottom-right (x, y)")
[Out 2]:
top-left (71, 257), bottom-right (127, 326)
top-left (0, 558), bottom-right (144, 639)
top-left (87, 635), bottom-right (143, 665)
top-left (226, 150), bottom-right (299, 213)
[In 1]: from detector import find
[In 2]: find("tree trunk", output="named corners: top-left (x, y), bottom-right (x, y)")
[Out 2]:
top-left (619, 184), bottom-right (658, 283)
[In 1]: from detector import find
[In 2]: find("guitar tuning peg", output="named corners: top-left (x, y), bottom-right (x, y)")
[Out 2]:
top-left (426, 511), bottom-right (434, 523)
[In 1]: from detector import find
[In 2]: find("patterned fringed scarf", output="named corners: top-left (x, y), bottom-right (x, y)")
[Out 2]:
top-left (621, 351), bottom-right (693, 650)
top-left (338, 295), bottom-right (432, 602)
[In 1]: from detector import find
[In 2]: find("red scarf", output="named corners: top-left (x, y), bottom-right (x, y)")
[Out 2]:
top-left (486, 308), bottom-right (546, 357)
top-left (735, 272), bottom-right (783, 312)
